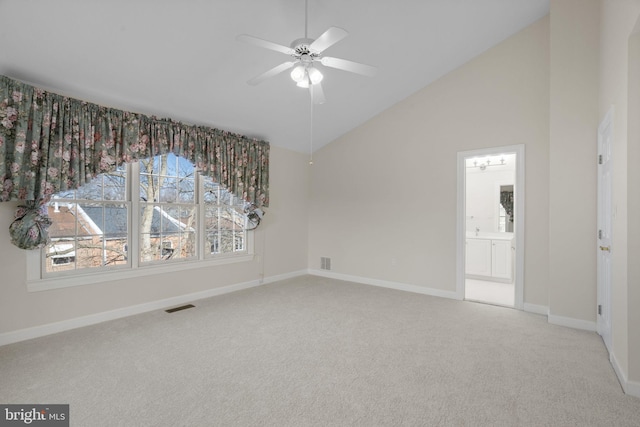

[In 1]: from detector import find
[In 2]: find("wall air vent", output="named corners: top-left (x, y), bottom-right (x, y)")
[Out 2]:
top-left (320, 257), bottom-right (331, 270)
top-left (165, 304), bottom-right (195, 313)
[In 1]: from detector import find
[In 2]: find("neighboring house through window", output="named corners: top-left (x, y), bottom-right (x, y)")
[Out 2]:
top-left (40, 153), bottom-right (251, 283)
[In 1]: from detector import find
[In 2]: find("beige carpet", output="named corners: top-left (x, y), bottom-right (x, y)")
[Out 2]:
top-left (1, 275), bottom-right (639, 426)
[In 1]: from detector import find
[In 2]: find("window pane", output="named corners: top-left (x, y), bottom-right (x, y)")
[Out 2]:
top-left (74, 235), bottom-right (123, 269)
top-left (46, 241), bottom-right (76, 273)
top-left (181, 231), bottom-right (197, 258)
top-left (168, 206), bottom-right (196, 259)
top-left (139, 203), bottom-right (197, 263)
top-left (139, 204), bottom-right (161, 261)
top-left (219, 207), bottom-right (244, 231)
top-left (219, 189), bottom-right (233, 206)
top-left (159, 178), bottom-right (177, 203)
top-left (78, 203), bottom-right (128, 236)
top-left (102, 172), bottom-right (127, 201)
top-left (140, 233), bottom-right (159, 261)
top-left (177, 155), bottom-right (195, 178)
top-left (203, 175), bottom-right (248, 257)
top-left (219, 230), bottom-right (234, 254)
top-left (205, 206), bottom-right (220, 254)
top-left (44, 167), bottom-right (130, 276)
top-left (216, 207), bottom-right (245, 254)
top-left (75, 168), bottom-right (126, 201)
top-left (178, 177), bottom-right (195, 203)
top-left (102, 237), bottom-right (128, 266)
top-left (139, 172), bottom-right (153, 202)
top-left (234, 231), bottom-right (245, 251)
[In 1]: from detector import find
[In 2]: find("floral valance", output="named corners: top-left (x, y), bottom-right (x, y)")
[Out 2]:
top-left (0, 75), bottom-right (269, 249)
top-left (500, 191), bottom-right (514, 223)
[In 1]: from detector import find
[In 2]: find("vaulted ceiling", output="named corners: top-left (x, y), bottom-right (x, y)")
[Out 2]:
top-left (0, 0), bottom-right (549, 153)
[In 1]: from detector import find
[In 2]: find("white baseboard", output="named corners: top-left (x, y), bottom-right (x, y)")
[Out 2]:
top-left (548, 313), bottom-right (596, 332)
top-left (611, 352), bottom-right (640, 399)
top-left (310, 271), bottom-right (597, 334)
top-left (309, 269), bottom-right (460, 300)
top-left (0, 270), bottom-right (307, 347)
top-left (262, 270), bottom-right (307, 285)
top-left (627, 378), bottom-right (640, 398)
top-left (523, 303), bottom-right (548, 316)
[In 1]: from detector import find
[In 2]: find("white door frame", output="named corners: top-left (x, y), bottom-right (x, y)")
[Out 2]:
top-left (456, 144), bottom-right (525, 309)
top-left (597, 107), bottom-right (614, 353)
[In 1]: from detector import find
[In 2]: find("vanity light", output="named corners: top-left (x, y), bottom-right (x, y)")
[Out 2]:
top-left (466, 155), bottom-right (508, 171)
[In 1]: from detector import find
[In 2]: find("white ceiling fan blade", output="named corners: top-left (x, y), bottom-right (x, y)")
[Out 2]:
top-left (236, 34), bottom-right (295, 56)
top-left (320, 56), bottom-right (377, 77)
top-left (247, 61), bottom-right (295, 85)
top-left (311, 82), bottom-right (326, 105)
top-left (309, 27), bottom-right (348, 53)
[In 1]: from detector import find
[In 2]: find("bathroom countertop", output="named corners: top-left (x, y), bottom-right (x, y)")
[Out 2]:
top-left (466, 232), bottom-right (514, 240)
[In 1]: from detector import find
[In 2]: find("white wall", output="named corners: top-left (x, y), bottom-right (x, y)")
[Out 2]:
top-left (308, 17), bottom-right (550, 306)
top-left (548, 0), bottom-right (600, 325)
top-left (628, 24), bottom-right (640, 388)
top-left (598, 0), bottom-right (640, 389)
top-left (0, 145), bottom-right (309, 337)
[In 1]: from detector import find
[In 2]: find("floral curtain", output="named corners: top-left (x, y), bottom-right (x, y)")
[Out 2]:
top-left (0, 75), bottom-right (269, 249)
top-left (500, 191), bottom-right (514, 223)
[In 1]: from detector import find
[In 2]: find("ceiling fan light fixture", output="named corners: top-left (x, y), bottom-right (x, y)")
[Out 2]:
top-left (237, 3), bottom-right (377, 102)
top-left (307, 67), bottom-right (323, 84)
top-left (296, 78), bottom-right (310, 88)
top-left (290, 64), bottom-right (306, 83)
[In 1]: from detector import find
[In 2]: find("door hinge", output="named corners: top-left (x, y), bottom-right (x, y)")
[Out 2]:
top-left (598, 229), bottom-right (603, 239)
top-left (598, 304), bottom-right (602, 315)
top-left (598, 154), bottom-right (603, 165)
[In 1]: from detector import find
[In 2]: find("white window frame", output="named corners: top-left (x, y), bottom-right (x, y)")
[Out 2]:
top-left (27, 159), bottom-right (254, 292)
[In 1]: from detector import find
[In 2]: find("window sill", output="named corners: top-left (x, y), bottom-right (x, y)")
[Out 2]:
top-left (26, 253), bottom-right (254, 292)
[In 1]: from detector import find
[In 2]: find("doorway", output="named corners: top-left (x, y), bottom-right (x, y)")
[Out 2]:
top-left (456, 145), bottom-right (525, 309)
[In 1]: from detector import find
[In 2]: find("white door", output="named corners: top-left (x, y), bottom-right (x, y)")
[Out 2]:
top-left (597, 108), bottom-right (613, 353)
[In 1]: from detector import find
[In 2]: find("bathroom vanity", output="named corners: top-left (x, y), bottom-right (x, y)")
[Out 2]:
top-left (465, 232), bottom-right (514, 281)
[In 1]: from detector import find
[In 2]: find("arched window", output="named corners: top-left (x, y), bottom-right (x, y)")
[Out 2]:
top-left (40, 154), bottom-right (251, 282)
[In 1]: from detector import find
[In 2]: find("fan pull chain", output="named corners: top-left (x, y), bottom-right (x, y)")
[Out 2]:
top-left (309, 87), bottom-right (314, 165)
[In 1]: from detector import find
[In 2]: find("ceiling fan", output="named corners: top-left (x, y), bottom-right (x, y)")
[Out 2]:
top-left (236, 0), bottom-right (377, 104)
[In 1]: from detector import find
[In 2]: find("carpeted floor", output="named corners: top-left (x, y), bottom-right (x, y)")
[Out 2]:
top-left (1, 275), bottom-right (639, 426)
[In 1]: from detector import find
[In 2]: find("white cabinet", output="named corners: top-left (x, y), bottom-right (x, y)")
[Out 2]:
top-left (466, 238), bottom-right (492, 276)
top-left (466, 237), bottom-right (512, 281)
top-left (491, 239), bottom-right (512, 280)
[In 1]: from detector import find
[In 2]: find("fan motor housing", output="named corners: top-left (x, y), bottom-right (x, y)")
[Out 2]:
top-left (290, 38), bottom-right (317, 56)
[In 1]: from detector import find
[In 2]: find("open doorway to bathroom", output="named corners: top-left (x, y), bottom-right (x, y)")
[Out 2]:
top-left (456, 145), bottom-right (525, 309)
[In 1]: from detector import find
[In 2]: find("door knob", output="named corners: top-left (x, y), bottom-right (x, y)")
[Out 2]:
top-left (599, 245), bottom-right (611, 252)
